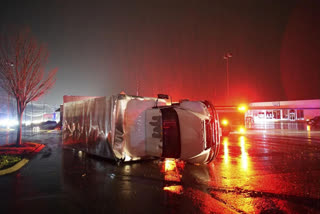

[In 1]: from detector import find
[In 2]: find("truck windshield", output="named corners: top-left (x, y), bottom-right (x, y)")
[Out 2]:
top-left (161, 107), bottom-right (181, 158)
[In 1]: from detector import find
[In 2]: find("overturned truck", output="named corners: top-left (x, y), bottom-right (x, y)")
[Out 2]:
top-left (62, 94), bottom-right (221, 164)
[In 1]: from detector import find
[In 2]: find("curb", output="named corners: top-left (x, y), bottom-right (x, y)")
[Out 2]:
top-left (29, 144), bottom-right (45, 156)
top-left (0, 143), bottom-right (45, 176)
top-left (0, 158), bottom-right (29, 176)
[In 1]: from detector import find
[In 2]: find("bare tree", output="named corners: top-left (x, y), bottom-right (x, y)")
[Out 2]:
top-left (0, 28), bottom-right (57, 146)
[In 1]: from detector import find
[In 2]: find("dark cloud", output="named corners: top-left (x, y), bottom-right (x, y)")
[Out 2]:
top-left (1, 0), bottom-right (318, 105)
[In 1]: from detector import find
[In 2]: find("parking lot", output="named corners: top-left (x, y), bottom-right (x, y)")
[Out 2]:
top-left (1, 123), bottom-right (320, 213)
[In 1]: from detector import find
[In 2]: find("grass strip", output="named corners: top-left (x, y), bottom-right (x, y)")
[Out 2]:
top-left (0, 155), bottom-right (22, 170)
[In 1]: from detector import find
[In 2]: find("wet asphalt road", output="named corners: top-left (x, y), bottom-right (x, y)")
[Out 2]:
top-left (1, 123), bottom-right (320, 214)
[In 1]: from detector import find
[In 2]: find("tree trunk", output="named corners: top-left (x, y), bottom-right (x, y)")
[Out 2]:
top-left (16, 111), bottom-right (23, 146)
top-left (16, 100), bottom-right (24, 146)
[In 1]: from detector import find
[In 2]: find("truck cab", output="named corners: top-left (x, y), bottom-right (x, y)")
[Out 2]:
top-left (145, 100), bottom-right (220, 164)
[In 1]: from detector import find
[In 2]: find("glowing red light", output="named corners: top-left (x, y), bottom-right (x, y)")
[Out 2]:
top-left (161, 158), bottom-right (181, 182)
top-left (164, 158), bottom-right (176, 172)
top-left (163, 185), bottom-right (183, 194)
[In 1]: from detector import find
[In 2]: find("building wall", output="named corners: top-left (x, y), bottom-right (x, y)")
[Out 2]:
top-left (249, 99), bottom-right (320, 109)
top-left (246, 99), bottom-right (320, 123)
top-left (304, 109), bottom-right (320, 120)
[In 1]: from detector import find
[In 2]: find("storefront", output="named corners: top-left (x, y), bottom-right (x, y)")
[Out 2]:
top-left (245, 99), bottom-right (320, 123)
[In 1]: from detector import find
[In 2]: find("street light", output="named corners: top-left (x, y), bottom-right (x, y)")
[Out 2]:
top-left (223, 52), bottom-right (232, 97)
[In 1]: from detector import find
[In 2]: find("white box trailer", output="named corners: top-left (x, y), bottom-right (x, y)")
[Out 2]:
top-left (62, 94), bottom-right (221, 164)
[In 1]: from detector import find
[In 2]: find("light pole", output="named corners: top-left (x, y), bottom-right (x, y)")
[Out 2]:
top-left (223, 52), bottom-right (232, 97)
top-left (135, 71), bottom-right (140, 96)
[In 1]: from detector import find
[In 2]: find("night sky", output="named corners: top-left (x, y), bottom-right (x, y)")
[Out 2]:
top-left (1, 0), bottom-right (319, 105)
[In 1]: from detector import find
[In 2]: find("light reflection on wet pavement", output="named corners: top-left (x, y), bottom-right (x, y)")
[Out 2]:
top-left (0, 124), bottom-right (320, 213)
top-left (209, 134), bottom-right (320, 213)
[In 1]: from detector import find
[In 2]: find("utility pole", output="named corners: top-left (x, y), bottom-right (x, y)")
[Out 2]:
top-left (224, 52), bottom-right (232, 98)
top-left (31, 101), bottom-right (33, 125)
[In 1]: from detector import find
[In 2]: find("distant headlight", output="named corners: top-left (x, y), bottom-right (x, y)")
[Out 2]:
top-left (238, 105), bottom-right (247, 112)
top-left (239, 127), bottom-right (246, 134)
top-left (221, 119), bottom-right (228, 126)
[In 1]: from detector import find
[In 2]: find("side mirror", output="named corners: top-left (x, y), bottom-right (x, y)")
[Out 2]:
top-left (157, 94), bottom-right (169, 99)
top-left (154, 94), bottom-right (172, 108)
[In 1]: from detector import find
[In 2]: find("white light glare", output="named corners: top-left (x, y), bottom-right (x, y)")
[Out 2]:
top-left (0, 119), bottom-right (18, 128)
